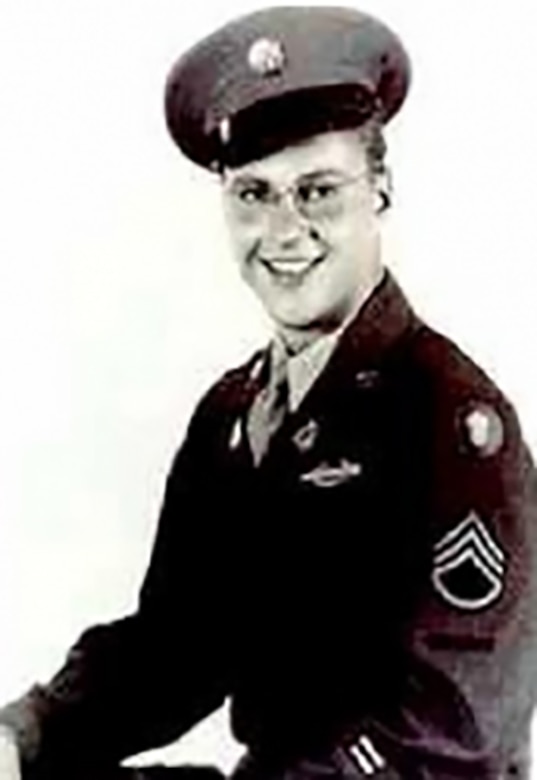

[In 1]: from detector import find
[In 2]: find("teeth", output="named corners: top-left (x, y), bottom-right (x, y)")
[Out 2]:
top-left (263, 258), bottom-right (318, 275)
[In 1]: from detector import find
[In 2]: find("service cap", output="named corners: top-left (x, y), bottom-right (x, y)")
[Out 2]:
top-left (165, 6), bottom-right (411, 169)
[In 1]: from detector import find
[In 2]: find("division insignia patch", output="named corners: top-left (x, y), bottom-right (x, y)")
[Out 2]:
top-left (463, 403), bottom-right (504, 457)
top-left (348, 734), bottom-right (387, 776)
top-left (432, 512), bottom-right (506, 610)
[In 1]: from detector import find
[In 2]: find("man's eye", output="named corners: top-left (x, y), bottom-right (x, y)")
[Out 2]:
top-left (237, 185), bottom-right (269, 204)
top-left (299, 182), bottom-right (338, 202)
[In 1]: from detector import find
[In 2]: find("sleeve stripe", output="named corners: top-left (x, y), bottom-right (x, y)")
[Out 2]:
top-left (349, 744), bottom-right (376, 775)
top-left (358, 735), bottom-right (386, 768)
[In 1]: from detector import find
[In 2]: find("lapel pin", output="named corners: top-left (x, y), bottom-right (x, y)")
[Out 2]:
top-left (292, 419), bottom-right (320, 453)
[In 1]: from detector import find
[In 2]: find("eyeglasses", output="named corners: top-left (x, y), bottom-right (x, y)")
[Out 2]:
top-left (223, 171), bottom-right (369, 223)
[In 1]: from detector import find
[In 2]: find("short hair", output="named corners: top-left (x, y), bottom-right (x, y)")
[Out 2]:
top-left (357, 116), bottom-right (388, 178)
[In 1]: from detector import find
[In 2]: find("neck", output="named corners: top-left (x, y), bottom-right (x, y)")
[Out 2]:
top-left (275, 266), bottom-right (386, 356)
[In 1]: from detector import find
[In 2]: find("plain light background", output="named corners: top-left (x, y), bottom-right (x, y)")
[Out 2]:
top-left (1, 0), bottom-right (537, 772)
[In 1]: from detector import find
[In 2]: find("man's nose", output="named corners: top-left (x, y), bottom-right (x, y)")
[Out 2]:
top-left (265, 191), bottom-right (308, 247)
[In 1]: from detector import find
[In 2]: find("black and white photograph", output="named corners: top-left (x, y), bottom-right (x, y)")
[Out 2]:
top-left (1, 2), bottom-right (537, 778)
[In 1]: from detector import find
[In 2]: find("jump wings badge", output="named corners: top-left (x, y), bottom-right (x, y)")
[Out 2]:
top-left (432, 512), bottom-right (506, 610)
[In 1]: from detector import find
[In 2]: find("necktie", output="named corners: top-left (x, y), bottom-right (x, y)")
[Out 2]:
top-left (247, 350), bottom-right (289, 465)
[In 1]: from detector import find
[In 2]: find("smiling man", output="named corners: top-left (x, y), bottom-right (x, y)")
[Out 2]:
top-left (2, 6), bottom-right (537, 780)
top-left (220, 130), bottom-right (385, 351)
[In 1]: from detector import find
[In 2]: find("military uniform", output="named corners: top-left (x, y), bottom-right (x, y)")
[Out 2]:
top-left (2, 6), bottom-right (537, 780)
top-left (3, 272), bottom-right (537, 780)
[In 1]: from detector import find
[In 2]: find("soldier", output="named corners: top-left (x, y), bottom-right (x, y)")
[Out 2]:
top-left (1, 6), bottom-right (537, 780)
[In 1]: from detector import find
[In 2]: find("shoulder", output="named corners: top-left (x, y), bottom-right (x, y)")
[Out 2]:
top-left (407, 324), bottom-right (511, 407)
top-left (403, 323), bottom-right (523, 454)
top-left (401, 324), bottom-right (536, 622)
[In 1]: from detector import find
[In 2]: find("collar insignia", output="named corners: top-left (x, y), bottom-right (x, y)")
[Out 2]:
top-left (292, 419), bottom-right (320, 453)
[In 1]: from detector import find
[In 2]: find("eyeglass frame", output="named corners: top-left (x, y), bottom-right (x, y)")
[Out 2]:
top-left (221, 169), bottom-right (373, 223)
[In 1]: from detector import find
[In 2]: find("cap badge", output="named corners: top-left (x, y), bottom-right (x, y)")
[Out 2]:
top-left (464, 404), bottom-right (504, 457)
top-left (247, 37), bottom-right (286, 76)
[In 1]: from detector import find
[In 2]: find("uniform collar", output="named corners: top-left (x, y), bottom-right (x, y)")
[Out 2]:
top-left (271, 328), bottom-right (342, 413)
top-left (285, 269), bottom-right (422, 416)
top-left (337, 269), bottom-right (421, 368)
top-left (242, 269), bottom-right (421, 417)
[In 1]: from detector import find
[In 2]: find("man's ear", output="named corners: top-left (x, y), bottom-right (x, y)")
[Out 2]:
top-left (374, 168), bottom-right (393, 214)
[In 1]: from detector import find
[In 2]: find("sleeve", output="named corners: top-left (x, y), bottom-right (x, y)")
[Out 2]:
top-left (0, 391), bottom-right (231, 776)
top-left (339, 389), bottom-right (537, 780)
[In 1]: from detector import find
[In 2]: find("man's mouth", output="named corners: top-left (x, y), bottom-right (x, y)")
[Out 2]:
top-left (259, 254), bottom-right (326, 279)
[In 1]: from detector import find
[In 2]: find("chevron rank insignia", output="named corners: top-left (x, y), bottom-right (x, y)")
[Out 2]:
top-left (348, 734), bottom-right (387, 776)
top-left (432, 512), bottom-right (506, 610)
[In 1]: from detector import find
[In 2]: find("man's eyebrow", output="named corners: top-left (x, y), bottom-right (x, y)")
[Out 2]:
top-left (226, 174), bottom-right (268, 189)
top-left (227, 168), bottom-right (348, 189)
top-left (297, 168), bottom-right (347, 182)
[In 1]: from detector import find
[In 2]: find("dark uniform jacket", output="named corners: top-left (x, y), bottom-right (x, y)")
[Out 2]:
top-left (4, 273), bottom-right (537, 780)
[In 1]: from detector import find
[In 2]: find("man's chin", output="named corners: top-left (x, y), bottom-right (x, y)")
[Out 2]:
top-left (270, 311), bottom-right (342, 349)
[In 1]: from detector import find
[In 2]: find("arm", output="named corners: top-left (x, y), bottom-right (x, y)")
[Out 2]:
top-left (343, 379), bottom-right (537, 779)
top-left (0, 390), bottom-right (231, 775)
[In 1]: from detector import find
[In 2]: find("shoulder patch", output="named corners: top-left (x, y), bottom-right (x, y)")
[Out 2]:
top-left (432, 512), bottom-right (506, 610)
top-left (462, 403), bottom-right (504, 457)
